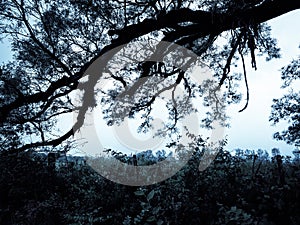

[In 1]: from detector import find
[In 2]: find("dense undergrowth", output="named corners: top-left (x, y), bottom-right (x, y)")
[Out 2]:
top-left (0, 148), bottom-right (299, 225)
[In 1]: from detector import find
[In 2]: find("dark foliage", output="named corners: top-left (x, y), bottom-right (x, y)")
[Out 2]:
top-left (0, 149), bottom-right (299, 225)
top-left (270, 48), bottom-right (300, 146)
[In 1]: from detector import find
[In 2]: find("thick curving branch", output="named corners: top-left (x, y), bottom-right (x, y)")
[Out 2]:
top-left (110, 0), bottom-right (300, 43)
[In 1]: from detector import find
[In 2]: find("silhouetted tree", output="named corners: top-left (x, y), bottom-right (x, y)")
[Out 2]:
top-left (132, 154), bottom-right (138, 166)
top-left (270, 49), bottom-right (300, 146)
top-left (0, 0), bottom-right (299, 153)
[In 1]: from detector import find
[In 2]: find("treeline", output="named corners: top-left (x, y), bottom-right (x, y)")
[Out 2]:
top-left (0, 148), bottom-right (299, 225)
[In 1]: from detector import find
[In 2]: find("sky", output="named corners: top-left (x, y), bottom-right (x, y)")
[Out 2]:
top-left (224, 10), bottom-right (300, 155)
top-left (0, 9), bottom-right (299, 156)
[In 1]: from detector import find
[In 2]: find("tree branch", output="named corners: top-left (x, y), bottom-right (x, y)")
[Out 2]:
top-left (110, 0), bottom-right (300, 43)
top-left (3, 0), bottom-right (300, 152)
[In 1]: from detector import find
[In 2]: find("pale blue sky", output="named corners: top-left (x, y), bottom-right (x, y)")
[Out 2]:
top-left (0, 9), bottom-right (299, 156)
top-left (225, 10), bottom-right (300, 155)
